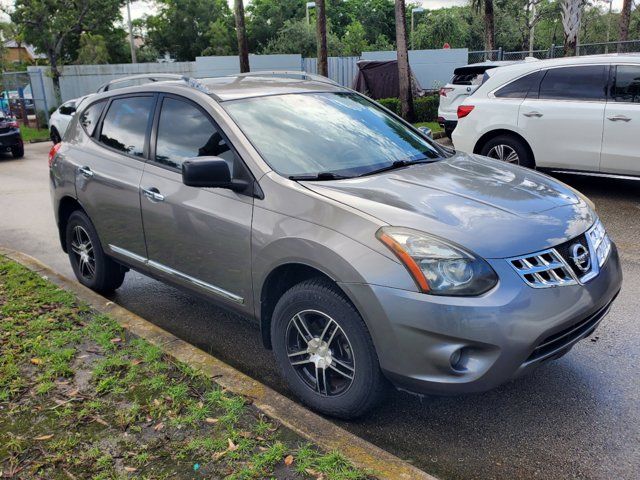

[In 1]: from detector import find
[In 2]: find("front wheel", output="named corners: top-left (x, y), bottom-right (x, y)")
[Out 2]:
top-left (480, 134), bottom-right (534, 169)
top-left (11, 144), bottom-right (24, 158)
top-left (65, 210), bottom-right (126, 294)
top-left (271, 279), bottom-right (386, 419)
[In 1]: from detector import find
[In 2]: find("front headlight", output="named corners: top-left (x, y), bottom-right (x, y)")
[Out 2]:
top-left (376, 227), bottom-right (498, 296)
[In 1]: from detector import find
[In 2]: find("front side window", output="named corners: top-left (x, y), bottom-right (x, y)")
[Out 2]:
top-left (495, 71), bottom-right (542, 99)
top-left (59, 101), bottom-right (77, 116)
top-left (155, 97), bottom-right (233, 170)
top-left (223, 92), bottom-right (440, 178)
top-left (99, 96), bottom-right (154, 157)
top-left (79, 100), bottom-right (106, 136)
top-left (610, 65), bottom-right (640, 103)
top-left (538, 66), bottom-right (607, 101)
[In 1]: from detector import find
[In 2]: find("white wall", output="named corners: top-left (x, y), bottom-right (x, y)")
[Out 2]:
top-left (195, 54), bottom-right (301, 78)
top-left (362, 48), bottom-right (468, 90)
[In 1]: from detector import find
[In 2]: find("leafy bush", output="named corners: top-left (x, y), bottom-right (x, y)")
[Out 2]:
top-left (376, 95), bottom-right (439, 123)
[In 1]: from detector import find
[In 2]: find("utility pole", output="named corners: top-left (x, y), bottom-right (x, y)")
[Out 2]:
top-left (410, 7), bottom-right (424, 50)
top-left (306, 2), bottom-right (316, 25)
top-left (126, 0), bottom-right (137, 63)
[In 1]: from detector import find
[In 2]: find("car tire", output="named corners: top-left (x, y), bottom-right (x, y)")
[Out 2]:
top-left (271, 278), bottom-right (386, 419)
top-left (480, 134), bottom-right (534, 169)
top-left (11, 144), bottom-right (24, 158)
top-left (65, 210), bottom-right (125, 294)
top-left (50, 127), bottom-right (61, 145)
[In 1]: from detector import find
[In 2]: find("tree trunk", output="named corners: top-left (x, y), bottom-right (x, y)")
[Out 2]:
top-left (49, 51), bottom-right (62, 104)
top-left (316, 0), bottom-right (328, 77)
top-left (395, 0), bottom-right (414, 121)
top-left (234, 0), bottom-right (250, 73)
top-left (484, 0), bottom-right (495, 51)
top-left (618, 0), bottom-right (632, 46)
top-left (561, 0), bottom-right (582, 56)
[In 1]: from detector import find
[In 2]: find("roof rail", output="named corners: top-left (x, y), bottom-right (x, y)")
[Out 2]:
top-left (233, 71), bottom-right (341, 87)
top-left (95, 73), bottom-right (214, 95)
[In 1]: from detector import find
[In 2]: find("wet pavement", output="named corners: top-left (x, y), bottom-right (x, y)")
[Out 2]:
top-left (1, 142), bottom-right (638, 479)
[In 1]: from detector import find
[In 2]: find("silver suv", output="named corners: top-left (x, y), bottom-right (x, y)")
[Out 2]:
top-left (49, 73), bottom-right (622, 418)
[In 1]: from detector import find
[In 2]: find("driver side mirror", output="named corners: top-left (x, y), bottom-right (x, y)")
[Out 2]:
top-left (182, 157), bottom-right (248, 192)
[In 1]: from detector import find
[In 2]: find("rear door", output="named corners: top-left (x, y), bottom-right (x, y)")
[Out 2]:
top-left (518, 65), bottom-right (608, 171)
top-left (600, 64), bottom-right (640, 175)
top-left (139, 94), bottom-right (254, 311)
top-left (75, 95), bottom-right (155, 261)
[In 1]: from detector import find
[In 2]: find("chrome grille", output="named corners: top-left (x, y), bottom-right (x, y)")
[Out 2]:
top-left (509, 219), bottom-right (612, 289)
top-left (508, 249), bottom-right (577, 288)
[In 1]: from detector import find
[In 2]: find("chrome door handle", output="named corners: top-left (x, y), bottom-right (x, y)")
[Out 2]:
top-left (141, 187), bottom-right (165, 202)
top-left (78, 166), bottom-right (94, 178)
top-left (607, 115), bottom-right (631, 122)
top-left (523, 111), bottom-right (543, 118)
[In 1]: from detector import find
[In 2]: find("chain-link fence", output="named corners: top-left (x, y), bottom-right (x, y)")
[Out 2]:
top-left (469, 39), bottom-right (640, 64)
top-left (0, 70), bottom-right (50, 128)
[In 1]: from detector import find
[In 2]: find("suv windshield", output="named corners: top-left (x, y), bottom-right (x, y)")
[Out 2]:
top-left (223, 92), bottom-right (441, 178)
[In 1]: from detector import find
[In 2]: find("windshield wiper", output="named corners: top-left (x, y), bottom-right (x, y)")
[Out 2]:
top-left (358, 158), bottom-right (436, 177)
top-left (288, 172), bottom-right (350, 181)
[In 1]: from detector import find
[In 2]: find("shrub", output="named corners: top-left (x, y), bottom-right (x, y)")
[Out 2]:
top-left (376, 95), bottom-right (439, 123)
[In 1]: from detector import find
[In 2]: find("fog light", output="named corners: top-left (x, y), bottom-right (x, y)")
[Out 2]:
top-left (450, 348), bottom-right (466, 372)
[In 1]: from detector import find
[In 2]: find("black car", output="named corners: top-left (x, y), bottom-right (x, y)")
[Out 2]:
top-left (0, 115), bottom-right (24, 158)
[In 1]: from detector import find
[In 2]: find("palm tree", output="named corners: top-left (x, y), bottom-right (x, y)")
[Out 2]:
top-left (618, 0), bottom-right (633, 45)
top-left (316, 0), bottom-right (328, 77)
top-left (234, 0), bottom-right (250, 73)
top-left (472, 0), bottom-right (496, 51)
top-left (395, 0), bottom-right (414, 121)
top-left (561, 0), bottom-right (583, 56)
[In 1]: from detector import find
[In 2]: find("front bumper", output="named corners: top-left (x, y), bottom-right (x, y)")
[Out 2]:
top-left (0, 130), bottom-right (22, 150)
top-left (340, 244), bottom-right (622, 395)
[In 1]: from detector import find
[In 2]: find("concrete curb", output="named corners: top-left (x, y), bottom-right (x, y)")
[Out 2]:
top-left (0, 247), bottom-right (437, 480)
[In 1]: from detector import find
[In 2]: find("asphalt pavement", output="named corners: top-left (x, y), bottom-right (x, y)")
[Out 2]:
top-left (1, 142), bottom-right (638, 480)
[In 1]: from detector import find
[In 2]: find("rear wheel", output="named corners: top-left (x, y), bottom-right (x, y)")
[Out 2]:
top-left (11, 144), bottom-right (24, 158)
top-left (65, 210), bottom-right (125, 294)
top-left (480, 134), bottom-right (534, 169)
top-left (271, 278), bottom-right (386, 419)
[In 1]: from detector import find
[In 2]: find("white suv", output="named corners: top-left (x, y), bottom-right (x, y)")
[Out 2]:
top-left (452, 55), bottom-right (640, 177)
top-left (438, 61), bottom-right (518, 138)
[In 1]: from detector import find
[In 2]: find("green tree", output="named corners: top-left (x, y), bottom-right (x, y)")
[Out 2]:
top-left (145, 0), bottom-right (233, 60)
top-left (342, 21), bottom-right (369, 55)
top-left (76, 33), bottom-right (109, 64)
top-left (264, 19), bottom-right (343, 57)
top-left (11, 0), bottom-right (124, 100)
top-left (246, 0), bottom-right (305, 51)
top-left (411, 10), bottom-right (470, 49)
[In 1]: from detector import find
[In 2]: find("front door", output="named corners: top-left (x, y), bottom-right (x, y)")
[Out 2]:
top-left (600, 64), bottom-right (640, 175)
top-left (518, 65), bottom-right (607, 171)
top-left (139, 95), bottom-right (254, 311)
top-left (75, 95), bottom-right (155, 261)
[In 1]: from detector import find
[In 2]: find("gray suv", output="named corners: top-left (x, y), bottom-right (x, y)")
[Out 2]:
top-left (49, 73), bottom-right (622, 419)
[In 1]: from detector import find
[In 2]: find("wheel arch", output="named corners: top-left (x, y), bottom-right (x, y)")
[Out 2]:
top-left (473, 128), bottom-right (535, 164)
top-left (57, 196), bottom-right (86, 253)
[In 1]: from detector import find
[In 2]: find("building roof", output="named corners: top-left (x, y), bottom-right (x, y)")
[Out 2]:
top-left (3, 40), bottom-right (47, 60)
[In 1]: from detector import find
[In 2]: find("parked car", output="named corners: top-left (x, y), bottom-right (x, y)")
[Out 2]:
top-left (452, 54), bottom-right (640, 177)
top-left (438, 61), bottom-right (521, 138)
top-left (0, 113), bottom-right (24, 158)
top-left (49, 97), bottom-right (86, 144)
top-left (49, 73), bottom-right (622, 418)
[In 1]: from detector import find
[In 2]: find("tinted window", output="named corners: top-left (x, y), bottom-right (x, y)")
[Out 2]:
top-left (538, 66), bottom-right (607, 101)
top-left (59, 101), bottom-right (76, 116)
top-left (99, 96), bottom-right (153, 157)
top-left (611, 65), bottom-right (640, 103)
top-left (79, 100), bottom-right (106, 136)
top-left (155, 97), bottom-right (233, 170)
top-left (495, 71), bottom-right (541, 98)
top-left (224, 92), bottom-right (440, 178)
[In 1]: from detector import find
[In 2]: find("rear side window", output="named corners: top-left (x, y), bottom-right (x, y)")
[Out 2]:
top-left (610, 65), bottom-right (640, 103)
top-left (79, 100), bottom-right (106, 136)
top-left (154, 97), bottom-right (234, 170)
top-left (538, 66), bottom-right (607, 101)
top-left (452, 73), bottom-right (482, 85)
top-left (98, 96), bottom-right (154, 157)
top-left (495, 71), bottom-right (541, 99)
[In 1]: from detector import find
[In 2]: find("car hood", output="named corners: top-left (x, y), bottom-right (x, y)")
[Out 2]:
top-left (302, 152), bottom-right (596, 258)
